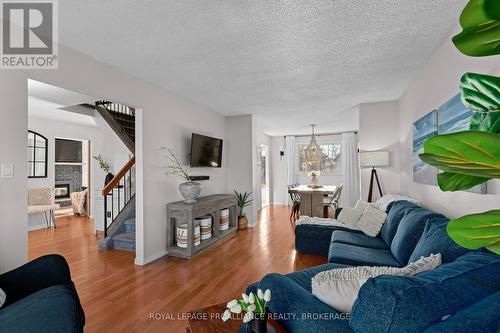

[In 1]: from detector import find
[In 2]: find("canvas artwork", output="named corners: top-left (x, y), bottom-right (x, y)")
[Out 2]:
top-left (438, 94), bottom-right (487, 194)
top-left (413, 110), bottom-right (438, 186)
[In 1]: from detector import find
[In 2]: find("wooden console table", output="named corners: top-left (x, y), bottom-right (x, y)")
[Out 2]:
top-left (166, 194), bottom-right (238, 259)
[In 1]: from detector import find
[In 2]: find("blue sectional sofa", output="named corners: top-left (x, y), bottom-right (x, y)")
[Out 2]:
top-left (0, 255), bottom-right (85, 333)
top-left (249, 201), bottom-right (500, 332)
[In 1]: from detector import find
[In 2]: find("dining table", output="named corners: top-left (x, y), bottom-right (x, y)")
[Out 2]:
top-left (288, 184), bottom-right (339, 218)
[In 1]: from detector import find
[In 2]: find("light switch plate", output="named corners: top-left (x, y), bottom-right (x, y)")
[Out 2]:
top-left (1, 163), bottom-right (14, 178)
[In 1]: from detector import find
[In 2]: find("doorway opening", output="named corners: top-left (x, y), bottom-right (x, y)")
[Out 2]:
top-left (260, 144), bottom-right (270, 208)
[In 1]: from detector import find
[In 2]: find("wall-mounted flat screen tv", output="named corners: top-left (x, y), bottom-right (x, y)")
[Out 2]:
top-left (55, 139), bottom-right (82, 163)
top-left (190, 133), bottom-right (223, 168)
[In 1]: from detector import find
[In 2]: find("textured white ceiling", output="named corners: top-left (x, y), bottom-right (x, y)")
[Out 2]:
top-left (58, 1), bottom-right (466, 135)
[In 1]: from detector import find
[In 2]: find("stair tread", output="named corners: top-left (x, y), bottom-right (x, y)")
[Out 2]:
top-left (113, 232), bottom-right (135, 242)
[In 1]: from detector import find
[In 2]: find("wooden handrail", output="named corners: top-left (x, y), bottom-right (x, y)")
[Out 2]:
top-left (102, 156), bottom-right (135, 196)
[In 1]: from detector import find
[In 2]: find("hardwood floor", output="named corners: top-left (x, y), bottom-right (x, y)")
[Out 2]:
top-left (28, 205), bottom-right (327, 333)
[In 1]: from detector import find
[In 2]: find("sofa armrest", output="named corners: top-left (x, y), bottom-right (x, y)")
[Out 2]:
top-left (0, 255), bottom-right (72, 307)
top-left (256, 273), bottom-right (353, 333)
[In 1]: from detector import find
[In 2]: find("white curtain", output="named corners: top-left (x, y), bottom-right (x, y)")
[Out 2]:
top-left (340, 132), bottom-right (360, 208)
top-left (285, 135), bottom-right (296, 205)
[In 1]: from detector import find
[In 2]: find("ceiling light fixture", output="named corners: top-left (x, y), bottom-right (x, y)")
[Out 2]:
top-left (304, 124), bottom-right (322, 169)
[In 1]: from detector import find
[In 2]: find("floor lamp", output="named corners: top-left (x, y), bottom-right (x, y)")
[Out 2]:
top-left (359, 151), bottom-right (390, 202)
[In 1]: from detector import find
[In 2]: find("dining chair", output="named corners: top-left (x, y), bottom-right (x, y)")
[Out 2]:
top-left (323, 184), bottom-right (343, 218)
top-left (288, 184), bottom-right (301, 221)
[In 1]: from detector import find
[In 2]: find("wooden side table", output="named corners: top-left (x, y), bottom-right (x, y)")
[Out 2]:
top-left (186, 303), bottom-right (287, 333)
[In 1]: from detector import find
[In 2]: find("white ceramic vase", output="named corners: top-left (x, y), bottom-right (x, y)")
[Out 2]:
top-left (179, 181), bottom-right (202, 203)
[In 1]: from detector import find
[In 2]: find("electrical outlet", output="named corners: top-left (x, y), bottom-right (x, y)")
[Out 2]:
top-left (1, 164), bottom-right (14, 178)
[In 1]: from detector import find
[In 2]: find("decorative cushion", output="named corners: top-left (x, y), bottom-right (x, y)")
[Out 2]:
top-left (0, 288), bottom-right (5, 308)
top-left (409, 216), bottom-right (470, 264)
top-left (337, 207), bottom-right (363, 228)
top-left (350, 251), bottom-right (500, 333)
top-left (312, 265), bottom-right (408, 313)
top-left (328, 242), bottom-right (402, 267)
top-left (376, 194), bottom-right (420, 212)
top-left (391, 209), bottom-right (443, 265)
top-left (405, 253), bottom-right (442, 275)
top-left (331, 230), bottom-right (389, 250)
top-left (312, 254), bottom-right (441, 313)
top-left (380, 201), bottom-right (419, 246)
top-left (354, 200), bottom-right (379, 211)
top-left (356, 206), bottom-right (387, 237)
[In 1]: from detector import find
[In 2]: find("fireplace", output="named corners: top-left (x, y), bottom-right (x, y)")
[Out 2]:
top-left (55, 184), bottom-right (70, 199)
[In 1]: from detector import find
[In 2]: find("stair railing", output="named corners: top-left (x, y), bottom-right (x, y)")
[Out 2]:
top-left (96, 101), bottom-right (135, 116)
top-left (102, 156), bottom-right (136, 237)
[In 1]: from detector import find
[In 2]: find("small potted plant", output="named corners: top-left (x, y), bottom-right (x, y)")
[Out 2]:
top-left (222, 289), bottom-right (272, 333)
top-left (162, 148), bottom-right (201, 203)
top-left (235, 191), bottom-right (252, 229)
top-left (307, 170), bottom-right (321, 188)
top-left (93, 154), bottom-right (113, 186)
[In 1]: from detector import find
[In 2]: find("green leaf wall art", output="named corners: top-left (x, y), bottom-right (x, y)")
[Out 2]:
top-left (452, 0), bottom-right (500, 56)
top-left (419, 131), bottom-right (500, 179)
top-left (436, 172), bottom-right (489, 192)
top-left (419, 0), bottom-right (500, 255)
top-left (461, 73), bottom-right (500, 134)
top-left (447, 210), bottom-right (500, 254)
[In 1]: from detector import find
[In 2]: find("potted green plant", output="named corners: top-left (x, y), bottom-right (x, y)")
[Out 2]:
top-left (235, 191), bottom-right (252, 229)
top-left (419, 0), bottom-right (500, 254)
top-left (93, 154), bottom-right (113, 186)
top-left (162, 148), bottom-right (201, 203)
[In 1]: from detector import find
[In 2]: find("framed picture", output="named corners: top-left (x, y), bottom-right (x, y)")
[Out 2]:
top-left (413, 110), bottom-right (438, 186)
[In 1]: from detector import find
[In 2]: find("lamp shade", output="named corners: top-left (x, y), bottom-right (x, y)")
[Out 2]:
top-left (359, 151), bottom-right (390, 168)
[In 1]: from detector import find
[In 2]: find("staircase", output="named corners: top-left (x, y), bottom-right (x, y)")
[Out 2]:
top-left (95, 101), bottom-right (136, 252)
top-left (95, 101), bottom-right (135, 153)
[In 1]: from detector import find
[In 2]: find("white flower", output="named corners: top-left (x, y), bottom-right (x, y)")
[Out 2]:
top-left (242, 293), bottom-right (249, 303)
top-left (247, 304), bottom-right (256, 312)
top-left (230, 304), bottom-right (242, 314)
top-left (264, 289), bottom-right (271, 302)
top-left (248, 292), bottom-right (255, 304)
top-left (227, 300), bottom-right (238, 309)
top-left (222, 310), bottom-right (231, 322)
top-left (243, 311), bottom-right (254, 323)
top-left (257, 289), bottom-right (264, 300)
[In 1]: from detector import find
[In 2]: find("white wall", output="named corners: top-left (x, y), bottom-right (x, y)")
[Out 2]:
top-left (0, 42), bottom-right (227, 272)
top-left (359, 101), bottom-right (401, 202)
top-left (225, 115), bottom-right (259, 226)
top-left (398, 28), bottom-right (500, 219)
top-left (27, 101), bottom-right (131, 230)
top-left (270, 136), bottom-right (288, 205)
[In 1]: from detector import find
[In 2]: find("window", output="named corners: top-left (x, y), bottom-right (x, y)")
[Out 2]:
top-left (28, 131), bottom-right (48, 178)
top-left (298, 143), bottom-right (341, 172)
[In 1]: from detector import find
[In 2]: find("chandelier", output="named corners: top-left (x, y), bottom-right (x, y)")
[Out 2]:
top-left (304, 124), bottom-right (322, 168)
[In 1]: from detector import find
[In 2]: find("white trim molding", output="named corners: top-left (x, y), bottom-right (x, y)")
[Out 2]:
top-left (134, 249), bottom-right (168, 266)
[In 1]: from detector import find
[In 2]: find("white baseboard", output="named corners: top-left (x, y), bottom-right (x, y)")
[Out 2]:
top-left (134, 249), bottom-right (168, 266)
top-left (28, 224), bottom-right (50, 231)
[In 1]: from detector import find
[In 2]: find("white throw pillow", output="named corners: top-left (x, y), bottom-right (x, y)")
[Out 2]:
top-left (311, 253), bottom-right (442, 313)
top-left (337, 207), bottom-right (363, 228)
top-left (0, 288), bottom-right (5, 308)
top-left (375, 194), bottom-right (420, 212)
top-left (354, 200), bottom-right (379, 211)
top-left (312, 266), bottom-right (409, 313)
top-left (406, 253), bottom-right (442, 275)
top-left (356, 205), bottom-right (387, 237)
